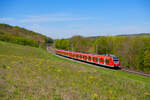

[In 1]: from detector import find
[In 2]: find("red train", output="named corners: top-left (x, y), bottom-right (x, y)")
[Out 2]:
top-left (56, 49), bottom-right (120, 68)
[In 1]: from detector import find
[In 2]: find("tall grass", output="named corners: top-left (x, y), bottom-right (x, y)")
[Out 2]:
top-left (0, 41), bottom-right (150, 100)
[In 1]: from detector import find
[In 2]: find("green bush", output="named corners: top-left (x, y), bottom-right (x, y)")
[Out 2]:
top-left (54, 39), bottom-right (69, 50)
top-left (0, 34), bottom-right (39, 47)
top-left (144, 49), bottom-right (150, 72)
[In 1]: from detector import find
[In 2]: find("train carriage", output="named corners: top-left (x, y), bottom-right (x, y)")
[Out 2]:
top-left (56, 49), bottom-right (120, 68)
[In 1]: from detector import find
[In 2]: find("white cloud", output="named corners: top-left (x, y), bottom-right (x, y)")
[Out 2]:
top-left (19, 14), bottom-right (91, 23)
top-left (0, 14), bottom-right (91, 23)
top-left (30, 24), bottom-right (40, 29)
top-left (0, 18), bottom-right (14, 22)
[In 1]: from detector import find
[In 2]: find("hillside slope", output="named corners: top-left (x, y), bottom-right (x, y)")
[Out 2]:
top-left (0, 41), bottom-right (150, 100)
top-left (0, 23), bottom-right (53, 47)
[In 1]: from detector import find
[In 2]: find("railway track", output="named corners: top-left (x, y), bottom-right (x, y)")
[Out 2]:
top-left (47, 46), bottom-right (150, 77)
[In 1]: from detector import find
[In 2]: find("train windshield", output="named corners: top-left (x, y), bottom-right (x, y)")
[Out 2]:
top-left (113, 57), bottom-right (119, 64)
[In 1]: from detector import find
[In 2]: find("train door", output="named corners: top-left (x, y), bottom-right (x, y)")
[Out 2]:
top-left (99, 57), bottom-right (104, 64)
top-left (88, 56), bottom-right (92, 62)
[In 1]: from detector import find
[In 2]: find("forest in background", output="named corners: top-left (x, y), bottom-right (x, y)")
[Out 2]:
top-left (54, 35), bottom-right (150, 72)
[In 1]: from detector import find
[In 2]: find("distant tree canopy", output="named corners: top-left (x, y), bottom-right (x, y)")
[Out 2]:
top-left (0, 23), bottom-right (53, 48)
top-left (54, 35), bottom-right (150, 72)
top-left (69, 36), bottom-right (93, 52)
top-left (54, 39), bottom-right (69, 50)
top-left (94, 36), bottom-right (113, 54)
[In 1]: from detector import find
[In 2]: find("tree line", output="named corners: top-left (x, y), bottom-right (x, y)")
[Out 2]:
top-left (54, 35), bottom-right (150, 72)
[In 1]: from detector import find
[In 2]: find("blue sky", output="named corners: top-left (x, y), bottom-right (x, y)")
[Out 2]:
top-left (0, 0), bottom-right (150, 39)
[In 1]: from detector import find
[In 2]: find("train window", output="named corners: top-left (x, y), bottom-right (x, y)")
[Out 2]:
top-left (95, 58), bottom-right (98, 61)
top-left (99, 58), bottom-right (104, 62)
top-left (93, 57), bottom-right (95, 61)
top-left (88, 56), bottom-right (91, 60)
top-left (80, 55), bottom-right (82, 58)
top-left (106, 60), bottom-right (109, 63)
top-left (85, 56), bottom-right (87, 59)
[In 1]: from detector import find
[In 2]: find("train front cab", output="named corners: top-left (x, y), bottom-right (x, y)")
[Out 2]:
top-left (96, 55), bottom-right (115, 68)
top-left (113, 57), bottom-right (120, 68)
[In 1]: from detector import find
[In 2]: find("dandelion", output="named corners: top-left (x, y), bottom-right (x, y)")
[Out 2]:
top-left (84, 70), bottom-right (87, 72)
top-left (47, 66), bottom-right (50, 69)
top-left (109, 90), bottom-right (112, 95)
top-left (88, 80), bottom-right (91, 84)
top-left (13, 56), bottom-right (17, 58)
top-left (7, 74), bottom-right (10, 78)
top-left (89, 76), bottom-right (94, 79)
top-left (36, 64), bottom-right (39, 67)
top-left (144, 92), bottom-right (150, 96)
top-left (56, 69), bottom-right (61, 73)
top-left (71, 82), bottom-right (75, 86)
top-left (93, 70), bottom-right (97, 73)
top-left (96, 82), bottom-right (98, 86)
top-left (12, 61), bottom-right (16, 64)
top-left (24, 67), bottom-right (27, 70)
top-left (38, 68), bottom-right (41, 71)
top-left (93, 93), bottom-right (98, 99)
top-left (78, 70), bottom-right (81, 73)
top-left (56, 76), bottom-right (59, 79)
top-left (7, 66), bottom-right (10, 70)
top-left (48, 69), bottom-right (50, 72)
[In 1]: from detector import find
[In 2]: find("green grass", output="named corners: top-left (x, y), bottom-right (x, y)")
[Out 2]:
top-left (0, 41), bottom-right (150, 100)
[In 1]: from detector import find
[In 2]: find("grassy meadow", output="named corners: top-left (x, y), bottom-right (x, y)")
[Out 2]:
top-left (0, 41), bottom-right (150, 100)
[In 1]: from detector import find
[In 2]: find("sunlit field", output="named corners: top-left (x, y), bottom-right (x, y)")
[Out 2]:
top-left (0, 41), bottom-right (150, 100)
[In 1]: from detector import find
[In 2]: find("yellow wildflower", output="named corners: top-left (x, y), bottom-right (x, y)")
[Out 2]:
top-left (84, 70), bottom-right (87, 72)
top-left (12, 61), bottom-right (16, 64)
top-left (109, 90), bottom-right (112, 95)
top-left (71, 82), bottom-right (75, 86)
top-left (93, 93), bottom-right (98, 99)
top-left (47, 66), bottom-right (50, 69)
top-left (144, 92), bottom-right (150, 96)
top-left (89, 76), bottom-right (94, 79)
top-left (24, 67), bottom-right (27, 70)
top-left (93, 70), bottom-right (97, 72)
top-left (56, 76), bottom-right (59, 79)
top-left (36, 64), bottom-right (39, 67)
top-left (7, 66), bottom-right (10, 70)
top-left (96, 82), bottom-right (98, 86)
top-left (38, 68), bottom-right (41, 71)
top-left (88, 80), bottom-right (91, 84)
top-left (78, 70), bottom-right (81, 73)
top-left (56, 69), bottom-right (61, 73)
top-left (7, 74), bottom-right (10, 78)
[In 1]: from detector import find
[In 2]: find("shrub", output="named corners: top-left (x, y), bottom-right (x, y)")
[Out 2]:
top-left (0, 34), bottom-right (39, 47)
